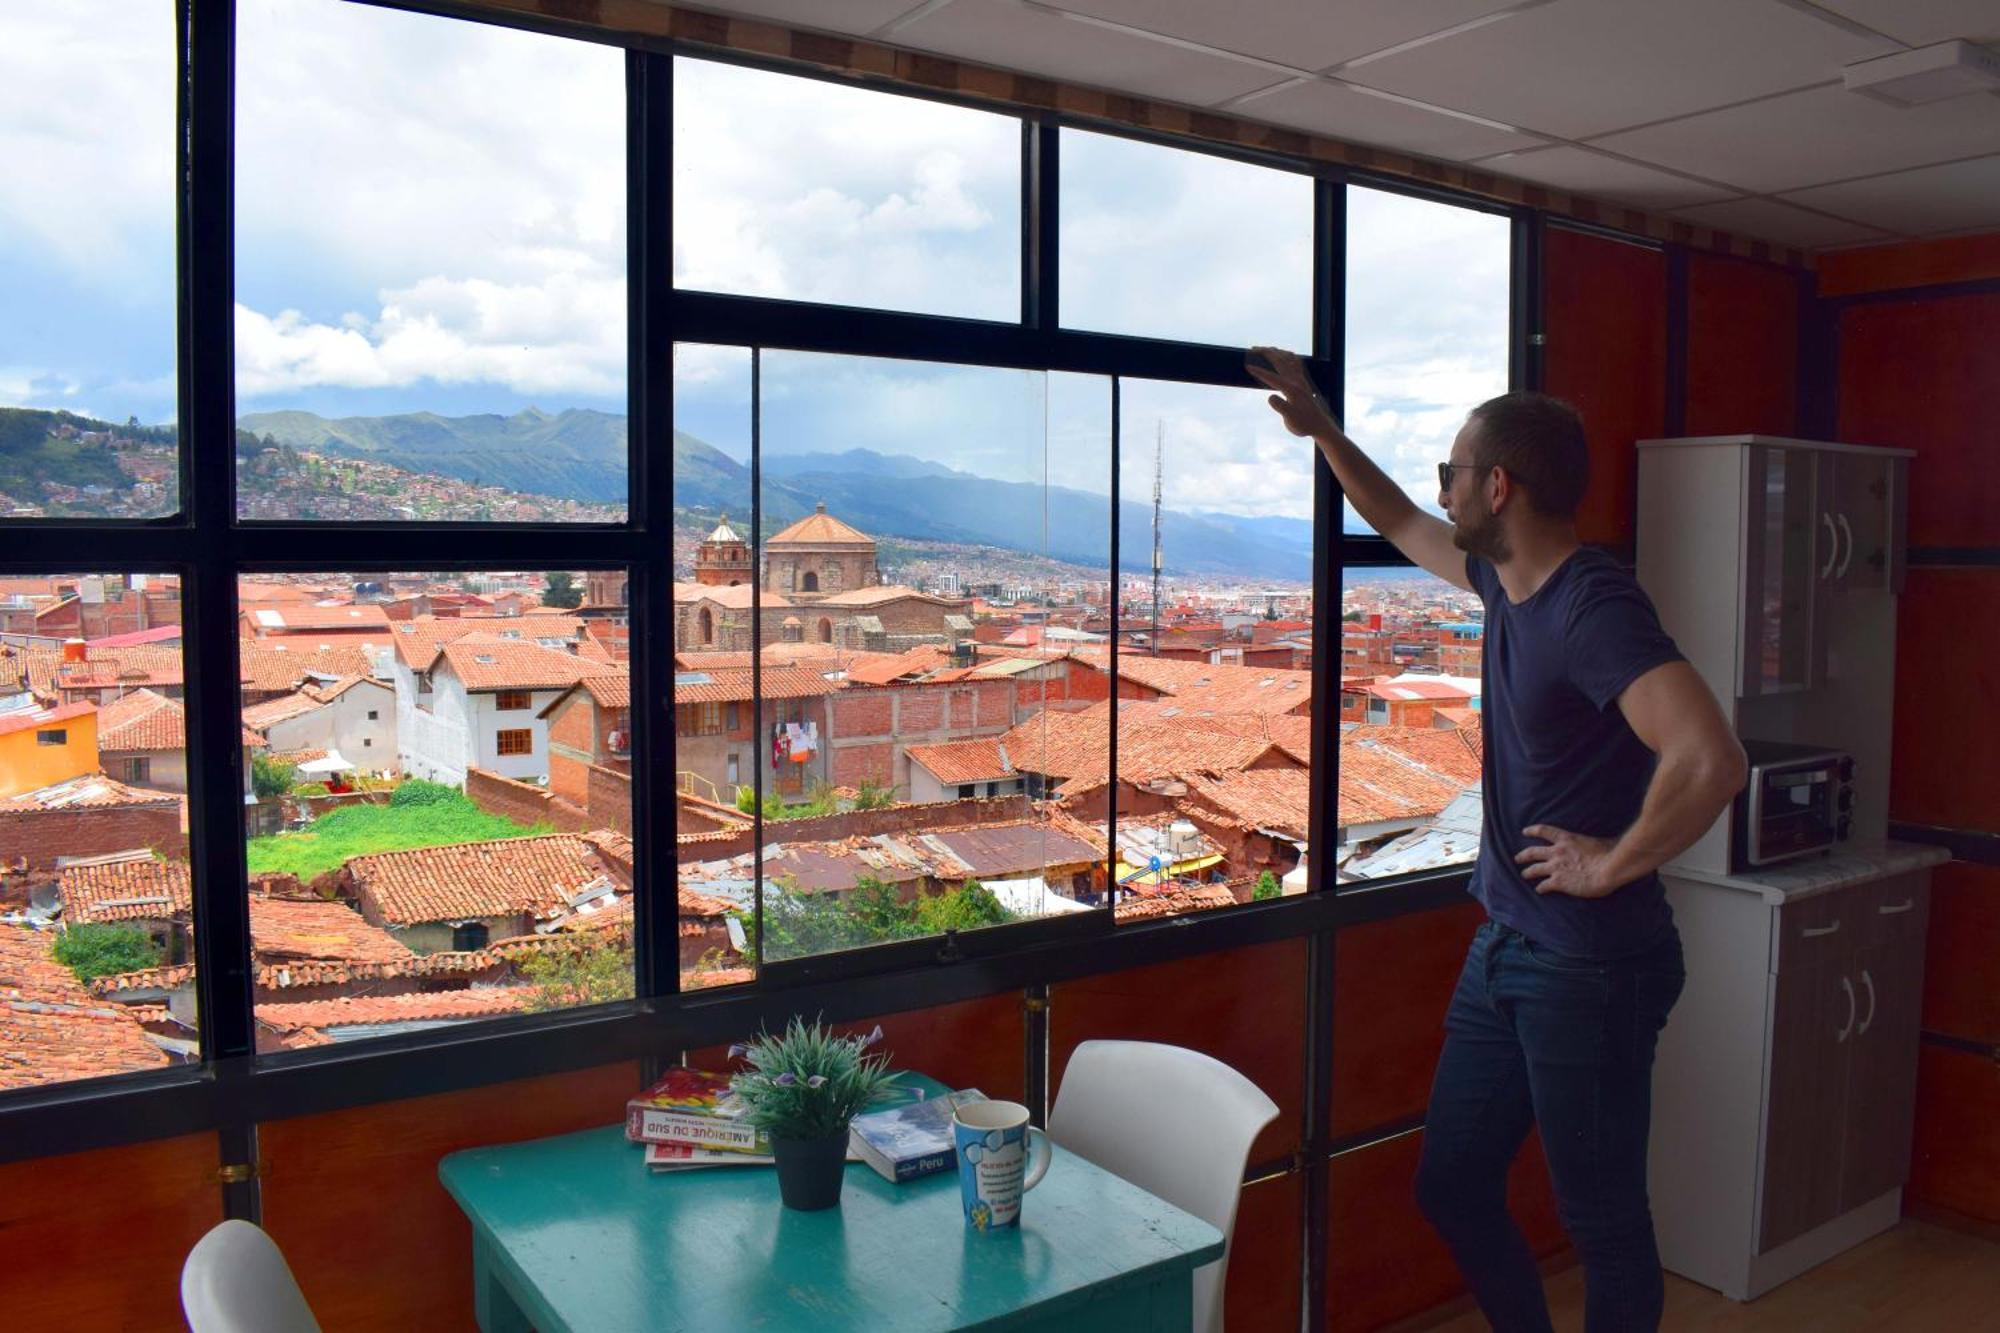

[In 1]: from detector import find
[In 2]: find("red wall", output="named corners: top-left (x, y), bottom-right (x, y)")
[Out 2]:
top-left (1686, 253), bottom-right (1799, 437)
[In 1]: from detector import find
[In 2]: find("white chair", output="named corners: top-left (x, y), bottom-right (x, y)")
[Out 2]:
top-left (180, 1219), bottom-right (322, 1333)
top-left (1048, 1040), bottom-right (1279, 1333)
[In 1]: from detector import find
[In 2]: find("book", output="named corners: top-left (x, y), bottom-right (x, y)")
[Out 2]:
top-left (847, 1088), bottom-right (988, 1184)
top-left (624, 1066), bottom-right (769, 1155)
top-left (644, 1141), bottom-right (866, 1171)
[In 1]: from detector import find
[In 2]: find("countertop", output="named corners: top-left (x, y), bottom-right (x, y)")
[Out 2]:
top-left (1663, 839), bottom-right (1951, 904)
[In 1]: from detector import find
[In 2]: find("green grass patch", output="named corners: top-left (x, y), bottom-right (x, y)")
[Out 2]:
top-left (246, 788), bottom-right (549, 880)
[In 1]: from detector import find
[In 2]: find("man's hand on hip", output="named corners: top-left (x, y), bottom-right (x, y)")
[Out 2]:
top-left (1517, 824), bottom-right (1619, 898)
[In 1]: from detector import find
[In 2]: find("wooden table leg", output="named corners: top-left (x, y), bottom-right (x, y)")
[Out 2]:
top-left (471, 1233), bottom-right (536, 1333)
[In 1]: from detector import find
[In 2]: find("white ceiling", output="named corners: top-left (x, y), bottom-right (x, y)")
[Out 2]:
top-left (669, 0), bottom-right (2000, 252)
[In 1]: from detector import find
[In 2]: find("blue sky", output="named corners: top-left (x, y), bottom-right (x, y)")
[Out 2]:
top-left (3, 0), bottom-right (1508, 529)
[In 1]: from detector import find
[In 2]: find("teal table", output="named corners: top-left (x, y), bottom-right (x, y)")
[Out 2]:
top-left (438, 1079), bottom-right (1224, 1332)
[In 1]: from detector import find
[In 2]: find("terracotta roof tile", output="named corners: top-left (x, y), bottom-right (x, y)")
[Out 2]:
top-left (673, 665), bottom-right (842, 705)
top-left (1181, 769), bottom-right (1313, 841)
top-left (244, 604), bottom-right (391, 632)
top-left (1113, 884), bottom-right (1238, 922)
top-left (999, 703), bottom-right (1291, 789)
top-left (438, 638), bottom-right (619, 692)
top-left (1110, 657), bottom-right (1313, 715)
top-left (2, 773), bottom-right (182, 816)
top-left (387, 615), bottom-right (587, 670)
top-left (93, 690), bottom-right (184, 751)
top-left (241, 690), bottom-right (325, 730)
top-left (249, 895), bottom-right (414, 965)
top-left (906, 738), bottom-right (1014, 786)
top-left (254, 986), bottom-right (535, 1036)
top-left (345, 833), bottom-right (613, 927)
top-left (58, 857), bottom-right (191, 924)
top-left (0, 698), bottom-right (96, 738)
top-left (767, 509), bottom-right (874, 545)
top-left (0, 924), bottom-right (172, 1091)
top-left (239, 640), bottom-right (379, 693)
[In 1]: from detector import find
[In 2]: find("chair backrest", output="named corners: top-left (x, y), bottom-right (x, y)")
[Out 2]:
top-left (181, 1219), bottom-right (322, 1333)
top-left (1048, 1040), bottom-right (1279, 1333)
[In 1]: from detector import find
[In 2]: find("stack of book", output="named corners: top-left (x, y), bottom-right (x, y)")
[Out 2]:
top-left (627, 1066), bottom-right (773, 1171)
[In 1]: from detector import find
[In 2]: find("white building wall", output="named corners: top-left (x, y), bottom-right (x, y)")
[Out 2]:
top-left (264, 680), bottom-right (399, 776)
top-left (469, 689), bottom-right (569, 782)
top-left (394, 658), bottom-right (475, 786)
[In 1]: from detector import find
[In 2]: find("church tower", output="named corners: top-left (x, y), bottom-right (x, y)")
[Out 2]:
top-left (694, 515), bottom-right (753, 587)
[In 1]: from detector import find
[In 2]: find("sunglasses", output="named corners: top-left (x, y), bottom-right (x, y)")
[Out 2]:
top-left (1437, 461), bottom-right (1480, 491)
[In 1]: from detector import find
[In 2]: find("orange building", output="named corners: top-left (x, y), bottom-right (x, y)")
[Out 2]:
top-left (0, 699), bottom-right (99, 798)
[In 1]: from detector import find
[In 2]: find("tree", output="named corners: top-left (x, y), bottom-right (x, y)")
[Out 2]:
top-left (914, 879), bottom-right (1011, 934)
top-left (1253, 870), bottom-right (1282, 901)
top-left (251, 753), bottom-right (297, 799)
top-left (517, 935), bottom-right (635, 1011)
top-left (543, 570), bottom-right (584, 609)
top-left (850, 779), bottom-right (896, 811)
top-left (53, 923), bottom-right (162, 983)
top-left (1342, 609), bottom-right (1366, 623)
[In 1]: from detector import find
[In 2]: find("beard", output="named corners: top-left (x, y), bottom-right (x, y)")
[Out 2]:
top-left (1450, 507), bottom-right (1512, 562)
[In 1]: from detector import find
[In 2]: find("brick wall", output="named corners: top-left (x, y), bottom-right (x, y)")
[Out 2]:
top-left (0, 802), bottom-right (185, 871)
top-left (685, 794), bottom-right (1036, 860)
top-left (830, 741), bottom-right (894, 788)
top-left (586, 764), bottom-right (631, 834)
top-left (464, 767), bottom-right (589, 833)
top-left (830, 690), bottom-right (895, 736)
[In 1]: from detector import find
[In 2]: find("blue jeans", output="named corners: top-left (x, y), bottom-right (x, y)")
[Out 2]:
top-left (1414, 921), bottom-right (1685, 1333)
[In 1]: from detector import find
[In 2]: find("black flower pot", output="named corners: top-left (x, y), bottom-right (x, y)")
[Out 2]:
top-left (771, 1130), bottom-right (848, 1211)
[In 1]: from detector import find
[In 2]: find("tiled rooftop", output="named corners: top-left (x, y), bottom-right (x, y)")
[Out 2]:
top-left (239, 640), bottom-right (380, 693)
top-left (255, 986), bottom-right (536, 1045)
top-left (3, 773), bottom-right (182, 817)
top-left (345, 833), bottom-right (615, 927)
top-left (672, 664), bottom-right (843, 705)
top-left (906, 737), bottom-right (1014, 786)
top-left (1182, 768), bottom-right (1314, 841)
top-left (388, 614), bottom-right (586, 670)
top-left (437, 637), bottom-right (620, 692)
top-left (249, 894), bottom-right (415, 965)
top-left (245, 604), bottom-right (392, 632)
top-left (999, 703), bottom-right (1292, 790)
top-left (0, 924), bottom-right (172, 1090)
top-left (58, 856), bottom-right (191, 925)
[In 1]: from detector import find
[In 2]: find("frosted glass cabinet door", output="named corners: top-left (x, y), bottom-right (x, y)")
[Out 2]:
top-left (1740, 444), bottom-right (1821, 696)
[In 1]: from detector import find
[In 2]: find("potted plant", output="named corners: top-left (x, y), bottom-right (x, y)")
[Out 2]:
top-left (730, 1017), bottom-right (900, 1211)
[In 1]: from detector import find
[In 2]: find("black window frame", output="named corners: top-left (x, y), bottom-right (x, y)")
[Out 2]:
top-left (0, 2), bottom-right (1558, 1211)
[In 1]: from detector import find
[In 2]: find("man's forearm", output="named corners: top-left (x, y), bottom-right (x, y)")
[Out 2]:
top-left (1311, 426), bottom-right (1421, 539)
top-left (1596, 748), bottom-right (1741, 890)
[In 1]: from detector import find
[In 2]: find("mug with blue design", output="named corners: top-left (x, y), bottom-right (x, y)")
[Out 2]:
top-left (952, 1099), bottom-right (1051, 1231)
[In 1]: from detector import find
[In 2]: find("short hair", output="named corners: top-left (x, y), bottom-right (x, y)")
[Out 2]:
top-left (1465, 392), bottom-right (1589, 518)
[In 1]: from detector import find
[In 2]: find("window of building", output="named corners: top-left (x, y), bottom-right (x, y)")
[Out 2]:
top-left (121, 757), bottom-right (153, 785)
top-left (367, 710), bottom-right (378, 720)
top-left (452, 921), bottom-right (490, 952)
top-left (495, 690), bottom-right (532, 711)
top-left (35, 730), bottom-right (67, 746)
top-left (495, 729), bottom-right (532, 756)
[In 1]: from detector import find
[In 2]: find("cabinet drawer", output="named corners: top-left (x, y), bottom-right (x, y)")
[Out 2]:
top-left (1770, 891), bottom-right (1852, 973)
top-left (1856, 874), bottom-right (1927, 946)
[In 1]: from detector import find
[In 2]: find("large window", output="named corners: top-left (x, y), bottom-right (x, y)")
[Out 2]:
top-left (0, 5), bottom-right (179, 520)
top-left (1343, 184), bottom-right (1512, 535)
top-left (234, 0), bottom-right (628, 521)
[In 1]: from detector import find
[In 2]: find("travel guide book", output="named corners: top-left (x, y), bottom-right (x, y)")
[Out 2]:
top-left (624, 1066), bottom-right (769, 1155)
top-left (847, 1088), bottom-right (988, 1184)
top-left (645, 1141), bottom-right (866, 1172)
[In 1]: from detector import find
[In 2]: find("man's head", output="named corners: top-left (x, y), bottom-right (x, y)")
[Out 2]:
top-left (1440, 392), bottom-right (1588, 562)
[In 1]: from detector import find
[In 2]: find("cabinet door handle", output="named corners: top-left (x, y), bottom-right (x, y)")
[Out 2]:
top-left (1835, 512), bottom-right (1854, 578)
top-left (1820, 512), bottom-right (1838, 578)
top-left (1878, 899), bottom-right (1915, 916)
top-left (1859, 969), bottom-right (1876, 1036)
top-left (1837, 975), bottom-right (1856, 1042)
top-left (1802, 919), bottom-right (1841, 938)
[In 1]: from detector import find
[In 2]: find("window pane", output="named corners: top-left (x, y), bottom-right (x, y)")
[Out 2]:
top-left (676, 350), bottom-right (1112, 967)
top-left (1335, 566), bottom-right (1483, 887)
top-left (1114, 380), bottom-right (1315, 916)
top-left (240, 571), bottom-right (636, 1053)
top-left (1, 572), bottom-right (193, 1092)
top-left (1060, 130), bottom-right (1312, 350)
top-left (673, 59), bottom-right (1019, 322)
top-left (0, 6), bottom-right (178, 519)
top-left (234, 1), bottom-right (627, 521)
top-left (1343, 185), bottom-right (1510, 534)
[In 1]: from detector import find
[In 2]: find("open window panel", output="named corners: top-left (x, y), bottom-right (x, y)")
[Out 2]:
top-left (1113, 380), bottom-right (1317, 918)
top-left (232, 0), bottom-right (629, 522)
top-left (672, 347), bottom-right (1116, 973)
top-left (239, 568), bottom-right (636, 1056)
top-left (1, 4), bottom-right (180, 520)
top-left (1, 571), bottom-right (194, 1093)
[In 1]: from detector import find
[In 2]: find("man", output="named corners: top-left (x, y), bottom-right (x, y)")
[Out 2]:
top-left (1250, 347), bottom-right (1746, 1332)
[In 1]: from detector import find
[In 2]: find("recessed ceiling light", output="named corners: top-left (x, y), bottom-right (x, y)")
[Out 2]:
top-left (1843, 39), bottom-right (2000, 107)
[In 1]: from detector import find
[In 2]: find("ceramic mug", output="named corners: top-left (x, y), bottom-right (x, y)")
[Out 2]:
top-left (952, 1099), bottom-right (1051, 1231)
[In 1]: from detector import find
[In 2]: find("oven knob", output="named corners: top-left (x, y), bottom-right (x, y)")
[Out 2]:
top-left (1836, 816), bottom-right (1852, 841)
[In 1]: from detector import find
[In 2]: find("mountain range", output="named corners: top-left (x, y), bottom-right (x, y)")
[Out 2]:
top-left (235, 407), bottom-right (1315, 581)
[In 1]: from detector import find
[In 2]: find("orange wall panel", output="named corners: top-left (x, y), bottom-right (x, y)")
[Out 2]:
top-left (1817, 232), bottom-right (2000, 297)
top-left (1685, 254), bottom-right (1798, 437)
top-left (1050, 941), bottom-right (1307, 1165)
top-left (1889, 570), bottom-right (2000, 834)
top-left (260, 1061), bottom-right (640, 1331)
top-left (1838, 293), bottom-right (2000, 550)
top-left (0, 1131), bottom-right (221, 1332)
top-left (1332, 901), bottom-right (1483, 1137)
top-left (1543, 226), bottom-right (1667, 547)
top-left (1922, 862), bottom-right (2000, 1044)
top-left (1226, 1170), bottom-right (1303, 1333)
top-left (1908, 1045), bottom-right (2000, 1226)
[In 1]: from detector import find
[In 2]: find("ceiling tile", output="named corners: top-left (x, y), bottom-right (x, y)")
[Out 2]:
top-left (896, 0), bottom-right (1284, 105)
top-left (1479, 144), bottom-right (1740, 209)
top-left (681, 0), bottom-right (924, 34)
top-left (1238, 79), bottom-right (1544, 160)
top-left (1807, 1), bottom-right (2000, 46)
top-left (1671, 197), bottom-right (1894, 249)
top-left (1337, 0), bottom-right (1895, 139)
top-left (1032, 0), bottom-right (1527, 72)
top-left (1780, 153), bottom-right (2000, 235)
top-left (1591, 82), bottom-right (2000, 194)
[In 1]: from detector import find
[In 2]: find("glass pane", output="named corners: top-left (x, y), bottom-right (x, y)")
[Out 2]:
top-left (1, 572), bottom-right (193, 1092)
top-left (1114, 380), bottom-right (1314, 916)
top-left (1343, 185), bottom-right (1510, 534)
top-left (234, 0), bottom-right (627, 521)
top-left (240, 571), bottom-right (636, 1052)
top-left (682, 350), bottom-right (1111, 966)
top-left (1060, 129), bottom-right (1312, 350)
top-left (0, 6), bottom-right (178, 519)
top-left (673, 58), bottom-right (1019, 322)
top-left (1334, 566), bottom-right (1484, 887)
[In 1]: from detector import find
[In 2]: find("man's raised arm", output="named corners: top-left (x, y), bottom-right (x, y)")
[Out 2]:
top-left (1249, 346), bottom-right (1470, 592)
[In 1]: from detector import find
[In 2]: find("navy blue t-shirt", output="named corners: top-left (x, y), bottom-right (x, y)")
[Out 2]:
top-left (1467, 547), bottom-right (1684, 959)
